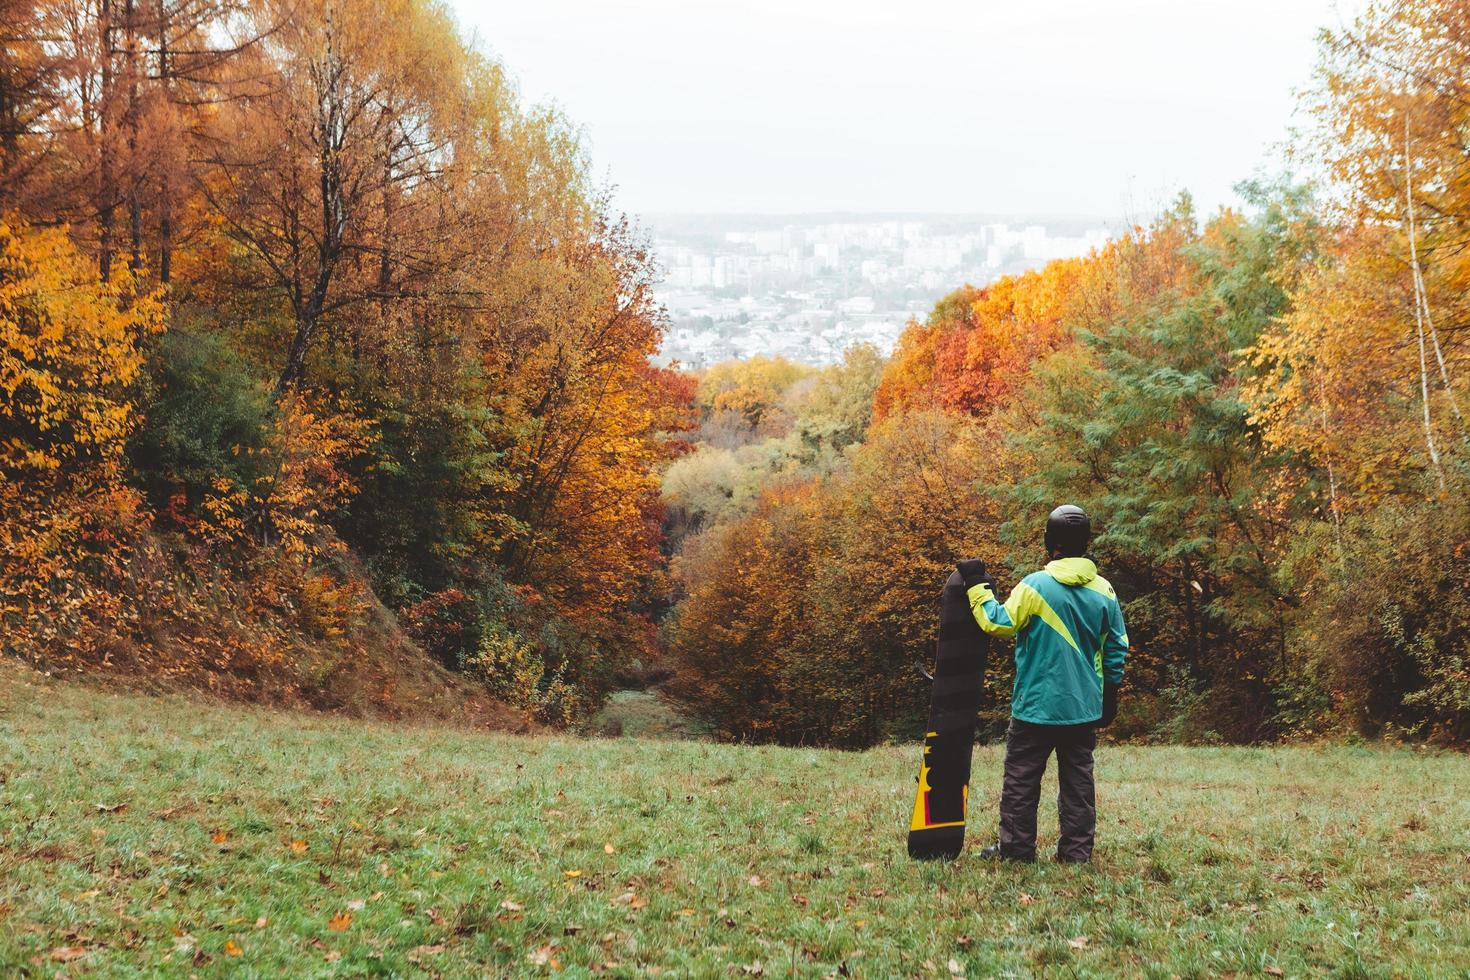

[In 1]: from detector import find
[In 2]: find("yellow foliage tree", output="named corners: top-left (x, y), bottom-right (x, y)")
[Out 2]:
top-left (0, 217), bottom-right (162, 660)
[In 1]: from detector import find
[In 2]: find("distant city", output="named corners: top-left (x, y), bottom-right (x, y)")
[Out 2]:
top-left (648, 213), bottom-right (1122, 368)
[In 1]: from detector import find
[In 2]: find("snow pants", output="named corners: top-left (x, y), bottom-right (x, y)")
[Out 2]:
top-left (997, 718), bottom-right (1097, 862)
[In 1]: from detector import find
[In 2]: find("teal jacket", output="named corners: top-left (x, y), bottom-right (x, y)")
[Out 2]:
top-left (966, 557), bottom-right (1128, 725)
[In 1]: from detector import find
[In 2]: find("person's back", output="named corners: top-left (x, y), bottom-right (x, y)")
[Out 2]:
top-left (957, 504), bottom-right (1128, 863)
top-left (1001, 556), bottom-right (1126, 726)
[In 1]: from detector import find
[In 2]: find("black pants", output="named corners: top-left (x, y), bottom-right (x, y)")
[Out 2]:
top-left (998, 718), bottom-right (1097, 862)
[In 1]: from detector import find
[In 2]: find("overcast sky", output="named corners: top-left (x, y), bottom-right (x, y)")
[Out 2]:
top-left (451, 0), bottom-right (1362, 221)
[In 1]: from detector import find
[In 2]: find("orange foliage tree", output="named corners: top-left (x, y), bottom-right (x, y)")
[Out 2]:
top-left (873, 259), bottom-right (1089, 421)
top-left (667, 411), bottom-right (1001, 747)
top-left (0, 217), bottom-right (162, 661)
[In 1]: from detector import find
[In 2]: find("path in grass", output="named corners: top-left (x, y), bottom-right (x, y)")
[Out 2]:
top-left (2, 666), bottom-right (1468, 977)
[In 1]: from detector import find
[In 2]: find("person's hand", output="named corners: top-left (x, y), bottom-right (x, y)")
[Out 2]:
top-left (1100, 680), bottom-right (1121, 727)
top-left (956, 559), bottom-right (996, 594)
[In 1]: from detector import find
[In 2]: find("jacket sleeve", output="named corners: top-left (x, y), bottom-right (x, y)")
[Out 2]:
top-left (966, 581), bottom-right (1036, 639)
top-left (1103, 598), bottom-right (1129, 684)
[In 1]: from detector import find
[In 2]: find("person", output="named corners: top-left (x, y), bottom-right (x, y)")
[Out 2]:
top-left (956, 504), bottom-right (1128, 864)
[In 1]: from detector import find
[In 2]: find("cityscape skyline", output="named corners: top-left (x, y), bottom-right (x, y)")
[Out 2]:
top-left (651, 213), bottom-right (1116, 367)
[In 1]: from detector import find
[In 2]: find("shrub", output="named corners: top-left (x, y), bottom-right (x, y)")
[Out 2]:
top-left (129, 325), bottom-right (273, 520)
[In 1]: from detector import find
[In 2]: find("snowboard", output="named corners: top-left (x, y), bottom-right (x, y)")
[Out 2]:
top-left (907, 568), bottom-right (989, 860)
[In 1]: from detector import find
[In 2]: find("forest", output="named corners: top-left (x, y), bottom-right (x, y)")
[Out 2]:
top-left (1, 0), bottom-right (693, 723)
top-left (3, 0), bottom-right (1468, 746)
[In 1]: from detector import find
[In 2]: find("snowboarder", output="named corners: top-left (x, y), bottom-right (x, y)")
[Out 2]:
top-left (957, 504), bottom-right (1128, 863)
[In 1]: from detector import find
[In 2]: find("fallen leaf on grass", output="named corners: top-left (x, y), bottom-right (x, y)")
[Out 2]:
top-left (564, 869), bottom-right (583, 878)
top-left (211, 830), bottom-right (229, 844)
top-left (948, 959), bottom-right (965, 976)
top-left (95, 802), bottom-right (127, 814)
top-left (604, 843), bottom-right (616, 854)
top-left (347, 899), bottom-right (366, 911)
top-left (49, 946), bottom-right (87, 962)
top-left (328, 912), bottom-right (353, 932)
top-left (254, 917), bottom-right (267, 929)
top-left (1068, 936), bottom-right (1089, 950)
top-left (742, 962), bottom-right (764, 976)
top-left (78, 889), bottom-right (101, 900)
top-left (528, 945), bottom-right (555, 966)
top-left (410, 944), bottom-right (445, 957)
top-left (1019, 893), bottom-right (1036, 906)
top-left (747, 875), bottom-right (764, 887)
top-left (1265, 968), bottom-right (1284, 977)
top-left (224, 940), bottom-right (243, 957)
top-left (629, 896), bottom-right (648, 910)
top-left (289, 839), bottom-right (308, 854)
top-left (500, 900), bottom-right (524, 912)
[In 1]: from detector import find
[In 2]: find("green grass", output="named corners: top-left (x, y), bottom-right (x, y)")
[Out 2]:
top-left (2, 666), bottom-right (1468, 977)
top-left (588, 691), bottom-right (711, 740)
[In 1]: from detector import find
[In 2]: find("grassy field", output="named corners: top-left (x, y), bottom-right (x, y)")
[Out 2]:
top-left (2, 666), bottom-right (1468, 977)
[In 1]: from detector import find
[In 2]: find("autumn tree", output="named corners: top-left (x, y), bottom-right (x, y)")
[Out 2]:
top-left (0, 0), bottom-right (64, 202)
top-left (1232, 0), bottom-right (1470, 737)
top-left (0, 217), bottom-right (162, 658)
top-left (872, 259), bottom-right (1086, 422)
top-left (199, 0), bottom-right (463, 392)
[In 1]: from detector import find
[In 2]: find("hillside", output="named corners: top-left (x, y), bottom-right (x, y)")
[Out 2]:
top-left (3, 665), bottom-right (1467, 976)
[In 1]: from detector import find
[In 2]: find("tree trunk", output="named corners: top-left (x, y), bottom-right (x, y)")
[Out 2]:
top-left (98, 0), bottom-right (116, 281)
top-left (1181, 559), bottom-right (1200, 680)
top-left (1403, 117), bottom-right (1464, 437)
top-left (156, 0), bottom-right (176, 283)
top-left (0, 58), bottom-right (17, 188)
top-left (125, 0), bottom-right (143, 274)
top-left (1405, 121), bottom-right (1447, 491)
top-left (274, 2), bottom-right (350, 395)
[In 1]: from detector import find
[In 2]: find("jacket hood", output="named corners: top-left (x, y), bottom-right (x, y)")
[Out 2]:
top-left (1045, 556), bottom-right (1097, 586)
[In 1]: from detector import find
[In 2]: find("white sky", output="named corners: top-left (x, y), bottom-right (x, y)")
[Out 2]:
top-left (451, 0), bottom-right (1364, 220)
